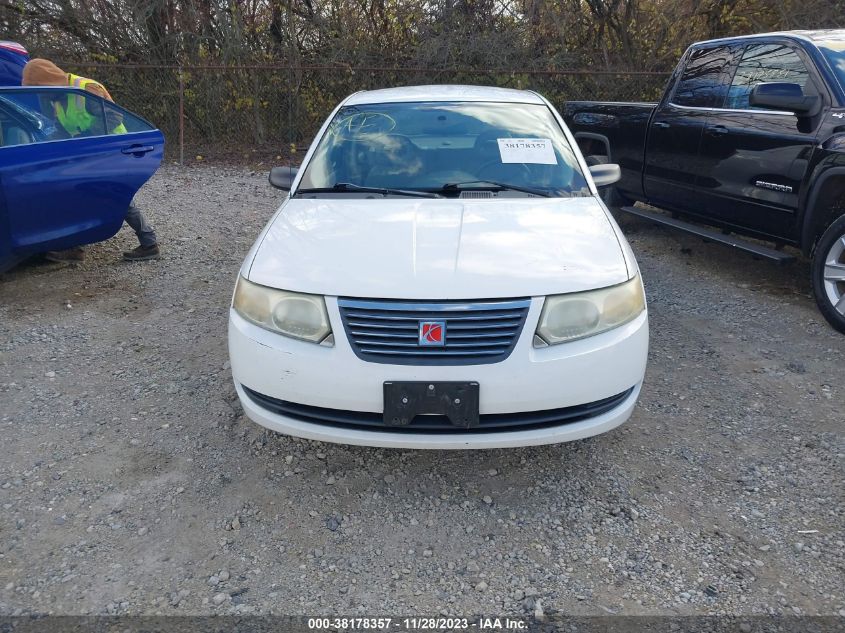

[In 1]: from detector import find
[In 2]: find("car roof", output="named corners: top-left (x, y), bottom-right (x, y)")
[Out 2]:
top-left (694, 29), bottom-right (845, 48)
top-left (344, 84), bottom-right (545, 106)
top-left (0, 41), bottom-right (28, 55)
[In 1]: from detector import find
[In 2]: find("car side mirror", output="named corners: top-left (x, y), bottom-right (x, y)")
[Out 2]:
top-left (269, 166), bottom-right (298, 191)
top-left (589, 163), bottom-right (621, 188)
top-left (750, 82), bottom-right (820, 117)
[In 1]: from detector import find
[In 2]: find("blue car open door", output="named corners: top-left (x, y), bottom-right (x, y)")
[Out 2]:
top-left (0, 87), bottom-right (164, 271)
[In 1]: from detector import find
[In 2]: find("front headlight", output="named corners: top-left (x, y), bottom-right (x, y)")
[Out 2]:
top-left (232, 276), bottom-right (333, 345)
top-left (535, 275), bottom-right (645, 345)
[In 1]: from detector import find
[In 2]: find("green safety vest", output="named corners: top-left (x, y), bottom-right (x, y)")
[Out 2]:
top-left (53, 74), bottom-right (128, 136)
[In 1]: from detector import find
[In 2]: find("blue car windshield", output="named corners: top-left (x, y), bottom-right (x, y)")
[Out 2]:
top-left (819, 41), bottom-right (845, 93)
top-left (297, 101), bottom-right (589, 196)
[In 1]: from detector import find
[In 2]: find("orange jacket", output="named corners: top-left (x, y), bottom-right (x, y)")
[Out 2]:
top-left (22, 58), bottom-right (113, 102)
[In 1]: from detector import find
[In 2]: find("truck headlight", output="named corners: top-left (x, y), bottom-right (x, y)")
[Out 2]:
top-left (233, 276), bottom-right (333, 345)
top-left (535, 275), bottom-right (645, 345)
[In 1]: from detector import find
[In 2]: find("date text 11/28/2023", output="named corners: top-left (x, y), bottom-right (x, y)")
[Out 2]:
top-left (307, 617), bottom-right (528, 630)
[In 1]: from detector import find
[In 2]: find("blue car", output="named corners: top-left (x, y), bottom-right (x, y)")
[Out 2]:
top-left (0, 40), bottom-right (28, 86)
top-left (0, 86), bottom-right (164, 271)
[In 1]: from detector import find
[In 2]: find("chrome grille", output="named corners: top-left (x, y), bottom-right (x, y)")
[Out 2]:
top-left (337, 297), bottom-right (531, 365)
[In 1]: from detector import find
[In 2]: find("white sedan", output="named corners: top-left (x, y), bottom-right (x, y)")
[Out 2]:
top-left (228, 85), bottom-right (648, 449)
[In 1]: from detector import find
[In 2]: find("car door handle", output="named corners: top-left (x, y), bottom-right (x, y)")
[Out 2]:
top-left (653, 121), bottom-right (670, 129)
top-left (121, 145), bottom-right (155, 155)
top-left (705, 125), bottom-right (729, 137)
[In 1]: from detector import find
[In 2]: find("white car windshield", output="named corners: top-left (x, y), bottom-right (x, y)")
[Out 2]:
top-left (296, 101), bottom-right (589, 197)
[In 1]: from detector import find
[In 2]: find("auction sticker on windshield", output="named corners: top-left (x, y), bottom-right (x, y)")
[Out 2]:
top-left (497, 138), bottom-right (557, 164)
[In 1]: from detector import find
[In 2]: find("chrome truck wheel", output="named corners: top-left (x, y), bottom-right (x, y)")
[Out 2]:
top-left (813, 214), bottom-right (845, 334)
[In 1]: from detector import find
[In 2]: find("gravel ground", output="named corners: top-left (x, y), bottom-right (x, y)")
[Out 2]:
top-left (0, 165), bottom-right (842, 618)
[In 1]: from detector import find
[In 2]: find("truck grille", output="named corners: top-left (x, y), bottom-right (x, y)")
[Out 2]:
top-left (337, 297), bottom-right (531, 365)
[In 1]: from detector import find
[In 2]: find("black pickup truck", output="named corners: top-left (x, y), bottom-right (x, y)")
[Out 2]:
top-left (564, 30), bottom-right (845, 333)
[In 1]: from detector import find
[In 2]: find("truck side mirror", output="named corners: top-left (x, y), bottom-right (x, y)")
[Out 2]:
top-left (589, 163), bottom-right (621, 188)
top-left (750, 82), bottom-right (820, 117)
top-left (269, 166), bottom-right (298, 191)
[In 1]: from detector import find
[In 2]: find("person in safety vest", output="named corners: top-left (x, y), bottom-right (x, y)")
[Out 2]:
top-left (21, 58), bottom-right (161, 262)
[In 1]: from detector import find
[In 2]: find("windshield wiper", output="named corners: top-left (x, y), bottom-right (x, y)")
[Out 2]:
top-left (296, 182), bottom-right (440, 198)
top-left (440, 180), bottom-right (553, 198)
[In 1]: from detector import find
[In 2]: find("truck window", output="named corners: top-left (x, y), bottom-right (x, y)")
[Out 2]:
top-left (817, 41), bottom-right (845, 89)
top-left (671, 45), bottom-right (736, 108)
top-left (725, 44), bottom-right (812, 110)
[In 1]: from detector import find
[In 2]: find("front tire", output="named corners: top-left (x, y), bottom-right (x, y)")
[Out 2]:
top-left (812, 214), bottom-right (845, 334)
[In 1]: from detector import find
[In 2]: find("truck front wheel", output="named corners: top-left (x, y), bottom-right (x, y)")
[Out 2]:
top-left (812, 214), bottom-right (845, 334)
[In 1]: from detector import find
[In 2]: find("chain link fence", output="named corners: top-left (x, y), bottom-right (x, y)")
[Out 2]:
top-left (62, 63), bottom-right (670, 163)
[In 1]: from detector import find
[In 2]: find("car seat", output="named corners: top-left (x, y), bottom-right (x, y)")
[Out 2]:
top-left (362, 134), bottom-right (425, 188)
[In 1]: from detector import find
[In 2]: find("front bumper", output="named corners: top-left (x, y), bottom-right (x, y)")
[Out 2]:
top-left (228, 297), bottom-right (648, 449)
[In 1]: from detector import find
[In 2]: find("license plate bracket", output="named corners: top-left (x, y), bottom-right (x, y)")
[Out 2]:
top-left (383, 381), bottom-right (480, 429)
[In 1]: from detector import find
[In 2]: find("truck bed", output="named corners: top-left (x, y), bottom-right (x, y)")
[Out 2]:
top-left (563, 101), bottom-right (656, 200)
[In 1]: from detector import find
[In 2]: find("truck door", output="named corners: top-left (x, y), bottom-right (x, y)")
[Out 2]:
top-left (695, 42), bottom-right (824, 240)
top-left (644, 44), bottom-right (739, 214)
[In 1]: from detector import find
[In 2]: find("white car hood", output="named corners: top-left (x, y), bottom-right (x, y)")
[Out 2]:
top-left (247, 197), bottom-right (630, 299)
